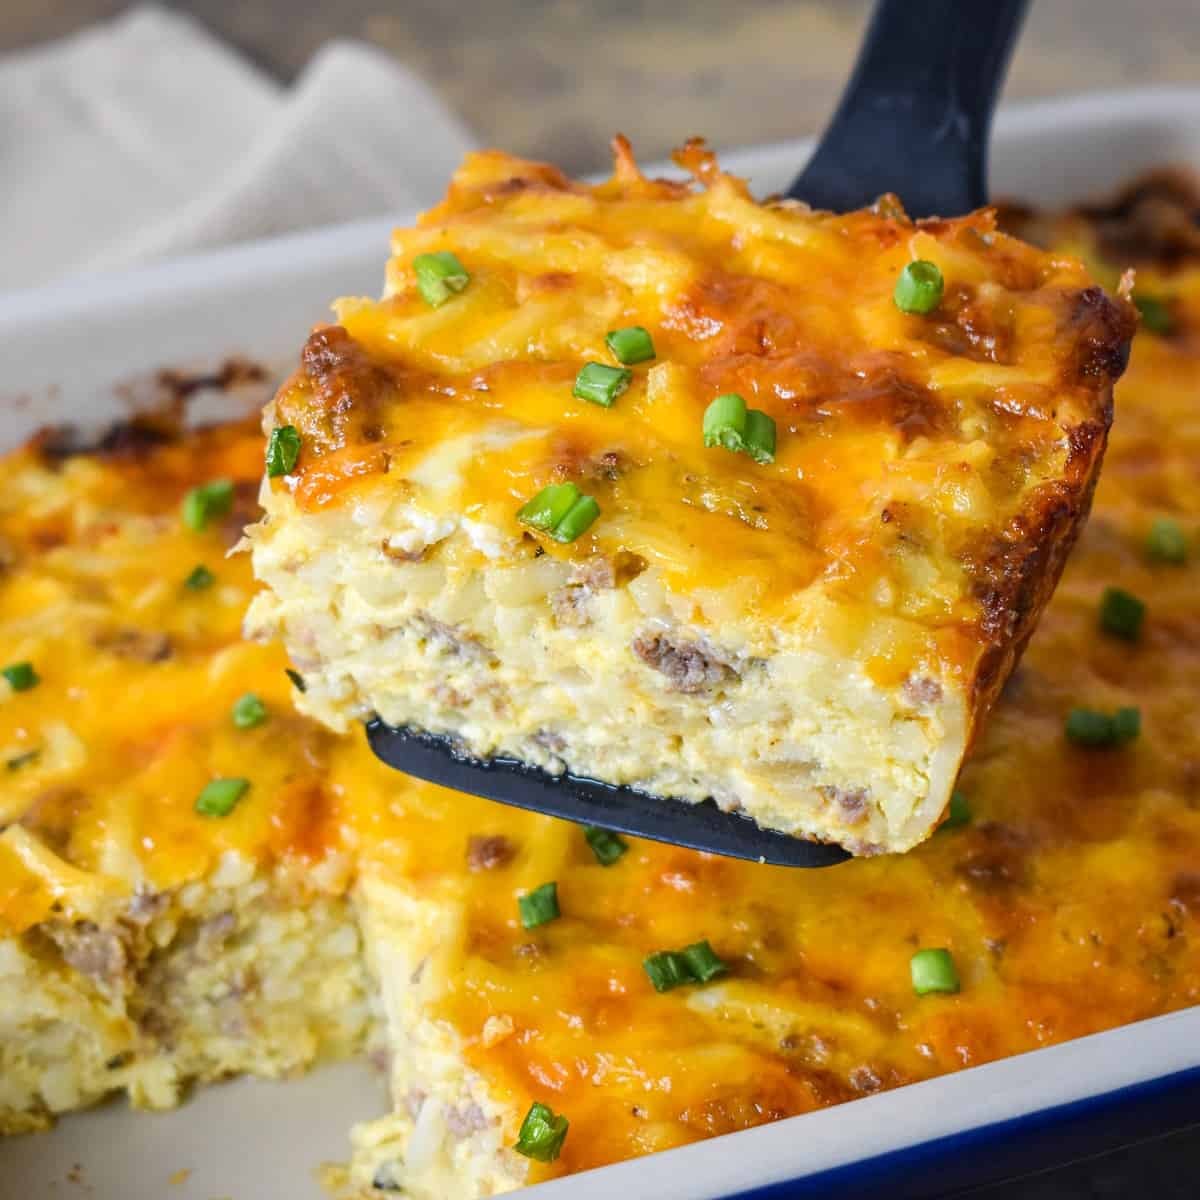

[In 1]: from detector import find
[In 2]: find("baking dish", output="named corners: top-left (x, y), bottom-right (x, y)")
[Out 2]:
top-left (2, 86), bottom-right (1199, 1200)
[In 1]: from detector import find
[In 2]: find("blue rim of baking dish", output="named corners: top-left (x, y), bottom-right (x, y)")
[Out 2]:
top-left (728, 1065), bottom-right (1200, 1199)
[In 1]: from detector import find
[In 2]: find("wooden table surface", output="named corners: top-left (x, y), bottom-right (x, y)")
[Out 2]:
top-left (4, 3), bottom-right (1199, 1197)
top-left (6, 0), bottom-right (1200, 175)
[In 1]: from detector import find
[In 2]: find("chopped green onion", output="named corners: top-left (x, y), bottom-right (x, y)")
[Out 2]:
top-left (893, 260), bottom-right (945, 315)
top-left (518, 881), bottom-right (560, 929)
top-left (182, 479), bottom-right (234, 532)
top-left (195, 777), bottom-right (250, 818)
top-left (1099, 586), bottom-right (1145, 641)
top-left (703, 393), bottom-right (748, 452)
top-left (518, 482), bottom-right (581, 533)
top-left (231, 693), bottom-right (268, 730)
top-left (285, 668), bottom-right (307, 693)
top-left (584, 825), bottom-right (628, 865)
top-left (1065, 705), bottom-right (1141, 748)
top-left (1146, 517), bottom-right (1188, 564)
top-left (6, 749), bottom-right (40, 771)
top-left (679, 940), bottom-right (727, 983)
top-left (413, 251), bottom-right (470, 307)
top-left (743, 409), bottom-right (777, 464)
top-left (1134, 294), bottom-right (1173, 336)
top-left (573, 362), bottom-right (632, 408)
top-left (940, 790), bottom-right (971, 831)
top-left (643, 950), bottom-right (693, 993)
top-left (514, 1101), bottom-right (569, 1162)
top-left (644, 940), bottom-right (727, 992)
top-left (605, 325), bottom-right (656, 365)
top-left (1112, 706), bottom-right (1142, 744)
top-left (1065, 707), bottom-right (1115, 747)
top-left (184, 564), bottom-right (215, 591)
top-left (2, 661), bottom-right (39, 692)
top-left (552, 495), bottom-right (600, 543)
top-left (703, 393), bottom-right (777, 464)
top-left (911, 948), bottom-right (960, 995)
top-left (266, 425), bottom-right (302, 478)
top-left (517, 484), bottom-right (600, 543)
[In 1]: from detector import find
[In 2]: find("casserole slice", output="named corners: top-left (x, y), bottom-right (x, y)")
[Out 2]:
top-left (245, 139), bottom-right (1134, 854)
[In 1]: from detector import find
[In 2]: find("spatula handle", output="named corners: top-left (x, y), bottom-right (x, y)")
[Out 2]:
top-left (788, 0), bottom-right (1029, 216)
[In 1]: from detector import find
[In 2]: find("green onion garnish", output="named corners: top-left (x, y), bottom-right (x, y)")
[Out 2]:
top-left (517, 484), bottom-right (600, 543)
top-left (184, 564), bottom-right (215, 591)
top-left (743, 409), bottom-right (777, 464)
top-left (552, 495), bottom-right (600, 542)
top-left (514, 1101), bottom-right (569, 1162)
top-left (643, 940), bottom-right (727, 992)
top-left (1146, 517), bottom-right (1188, 564)
top-left (643, 950), bottom-right (693, 993)
top-left (518, 881), bottom-right (560, 929)
top-left (231, 693), bottom-right (268, 730)
top-left (679, 940), bottom-right (727, 983)
top-left (1134, 295), bottom-right (1173, 336)
top-left (584, 825), bottom-right (628, 865)
top-left (1112, 706), bottom-right (1142, 744)
top-left (195, 777), bottom-right (250, 818)
top-left (2, 661), bottom-right (39, 692)
top-left (893, 260), bottom-right (945, 315)
top-left (703, 394), bottom-right (777, 464)
top-left (573, 362), bottom-right (632, 408)
top-left (1065, 708), bottom-right (1114, 747)
top-left (940, 790), bottom-right (971, 831)
top-left (703, 393), bottom-right (748, 452)
top-left (413, 251), bottom-right (471, 308)
top-left (182, 479), bottom-right (234, 532)
top-left (910, 948), bottom-right (960, 995)
top-left (605, 326), bottom-right (656, 365)
top-left (266, 425), bottom-right (302, 478)
top-left (1099, 586), bottom-right (1145, 641)
top-left (6, 749), bottom-right (40, 771)
top-left (1065, 705), bottom-right (1141, 748)
top-left (518, 482), bottom-right (580, 532)
top-left (285, 668), bottom-right (307, 693)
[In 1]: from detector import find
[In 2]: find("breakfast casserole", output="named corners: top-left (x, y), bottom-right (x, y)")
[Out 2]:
top-left (1, 169), bottom-right (1196, 1198)
top-left (244, 140), bottom-right (1134, 855)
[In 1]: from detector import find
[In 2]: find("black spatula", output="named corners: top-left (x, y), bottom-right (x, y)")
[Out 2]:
top-left (368, 0), bottom-right (1029, 867)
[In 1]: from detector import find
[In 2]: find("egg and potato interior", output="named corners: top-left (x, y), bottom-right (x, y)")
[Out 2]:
top-left (1, 164), bottom-right (1197, 1198)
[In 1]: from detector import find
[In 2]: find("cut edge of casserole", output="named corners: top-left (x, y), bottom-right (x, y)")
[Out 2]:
top-left (331, 869), bottom-right (530, 1198)
top-left (0, 850), bottom-right (528, 1198)
top-left (0, 851), bottom-right (368, 1135)
top-left (245, 139), bottom-right (1135, 854)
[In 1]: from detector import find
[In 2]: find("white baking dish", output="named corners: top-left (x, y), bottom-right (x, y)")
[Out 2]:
top-left (3, 86), bottom-right (1199, 1200)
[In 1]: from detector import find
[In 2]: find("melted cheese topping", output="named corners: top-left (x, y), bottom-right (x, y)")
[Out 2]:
top-left (1, 184), bottom-right (1196, 1183)
top-left (271, 142), bottom-right (1129, 660)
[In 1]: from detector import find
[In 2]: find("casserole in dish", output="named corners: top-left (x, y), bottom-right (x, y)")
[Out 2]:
top-left (2, 87), bottom-right (1198, 1200)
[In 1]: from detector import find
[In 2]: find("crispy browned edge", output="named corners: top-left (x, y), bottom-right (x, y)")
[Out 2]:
top-left (962, 286), bottom-right (1136, 751)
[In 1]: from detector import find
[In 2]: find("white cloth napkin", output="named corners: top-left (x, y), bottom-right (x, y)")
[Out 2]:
top-left (0, 6), bottom-right (477, 291)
